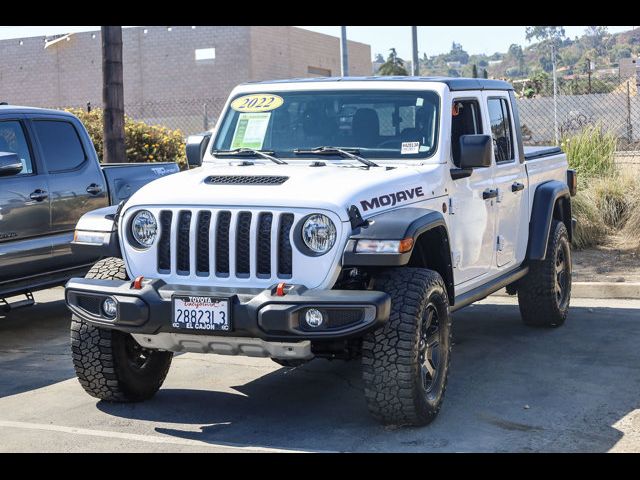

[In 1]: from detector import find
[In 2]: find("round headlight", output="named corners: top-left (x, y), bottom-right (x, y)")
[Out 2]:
top-left (302, 214), bottom-right (336, 254)
top-left (131, 210), bottom-right (157, 248)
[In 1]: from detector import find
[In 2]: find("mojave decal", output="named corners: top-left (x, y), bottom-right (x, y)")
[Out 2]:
top-left (360, 187), bottom-right (425, 212)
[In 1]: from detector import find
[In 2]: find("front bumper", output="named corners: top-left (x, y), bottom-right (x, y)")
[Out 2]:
top-left (65, 278), bottom-right (390, 344)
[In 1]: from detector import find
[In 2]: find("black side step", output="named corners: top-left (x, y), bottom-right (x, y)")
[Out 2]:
top-left (0, 292), bottom-right (35, 313)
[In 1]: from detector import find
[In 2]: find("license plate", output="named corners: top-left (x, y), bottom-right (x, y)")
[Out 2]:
top-left (172, 296), bottom-right (231, 331)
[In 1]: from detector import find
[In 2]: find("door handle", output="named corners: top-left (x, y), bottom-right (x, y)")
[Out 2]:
top-left (482, 189), bottom-right (499, 200)
top-left (86, 183), bottom-right (103, 195)
top-left (512, 182), bottom-right (525, 192)
top-left (29, 189), bottom-right (48, 202)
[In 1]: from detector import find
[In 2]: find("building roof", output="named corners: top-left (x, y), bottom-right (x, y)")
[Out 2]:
top-left (243, 76), bottom-right (514, 91)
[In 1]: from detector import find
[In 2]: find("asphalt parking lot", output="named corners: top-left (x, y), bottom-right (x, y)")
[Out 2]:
top-left (1, 287), bottom-right (639, 452)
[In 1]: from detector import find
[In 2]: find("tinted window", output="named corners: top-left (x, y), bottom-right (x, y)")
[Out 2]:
top-left (34, 120), bottom-right (86, 172)
top-left (213, 90), bottom-right (440, 159)
top-left (451, 100), bottom-right (483, 167)
top-left (0, 121), bottom-right (34, 175)
top-left (487, 98), bottom-right (514, 162)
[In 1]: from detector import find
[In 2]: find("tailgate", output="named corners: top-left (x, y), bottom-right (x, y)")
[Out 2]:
top-left (101, 162), bottom-right (180, 204)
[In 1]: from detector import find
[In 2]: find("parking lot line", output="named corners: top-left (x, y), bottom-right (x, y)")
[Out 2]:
top-left (0, 420), bottom-right (331, 453)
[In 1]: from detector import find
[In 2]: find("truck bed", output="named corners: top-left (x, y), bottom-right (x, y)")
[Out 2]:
top-left (101, 162), bottom-right (180, 204)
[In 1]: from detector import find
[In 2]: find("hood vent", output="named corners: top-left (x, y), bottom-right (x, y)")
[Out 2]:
top-left (205, 175), bottom-right (289, 186)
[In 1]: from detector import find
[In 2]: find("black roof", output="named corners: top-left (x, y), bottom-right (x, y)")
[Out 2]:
top-left (242, 76), bottom-right (513, 91)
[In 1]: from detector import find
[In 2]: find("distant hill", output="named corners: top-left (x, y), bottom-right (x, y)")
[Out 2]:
top-left (398, 27), bottom-right (640, 83)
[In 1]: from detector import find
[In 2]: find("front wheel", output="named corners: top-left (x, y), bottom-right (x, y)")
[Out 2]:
top-left (70, 257), bottom-right (173, 402)
top-left (362, 268), bottom-right (452, 426)
top-left (517, 220), bottom-right (572, 327)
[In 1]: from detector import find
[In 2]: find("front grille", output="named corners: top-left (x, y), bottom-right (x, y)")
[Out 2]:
top-left (176, 211), bottom-right (192, 275)
top-left (236, 212), bottom-right (252, 276)
top-left (205, 175), bottom-right (289, 185)
top-left (157, 208), bottom-right (295, 280)
top-left (158, 211), bottom-right (173, 272)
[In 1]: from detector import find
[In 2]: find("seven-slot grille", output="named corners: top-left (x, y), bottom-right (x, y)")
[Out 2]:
top-left (157, 209), bottom-right (294, 279)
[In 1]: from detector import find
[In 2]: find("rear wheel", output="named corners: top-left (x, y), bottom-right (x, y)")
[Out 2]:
top-left (362, 268), bottom-right (452, 426)
top-left (518, 220), bottom-right (572, 327)
top-left (70, 257), bottom-right (173, 402)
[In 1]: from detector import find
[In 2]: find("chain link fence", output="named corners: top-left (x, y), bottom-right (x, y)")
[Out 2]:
top-left (48, 98), bottom-right (228, 138)
top-left (47, 73), bottom-right (640, 161)
top-left (514, 73), bottom-right (640, 156)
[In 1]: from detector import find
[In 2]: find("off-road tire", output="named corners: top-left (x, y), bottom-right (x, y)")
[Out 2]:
top-left (70, 257), bottom-right (173, 402)
top-left (518, 220), bottom-right (572, 327)
top-left (362, 268), bottom-right (452, 426)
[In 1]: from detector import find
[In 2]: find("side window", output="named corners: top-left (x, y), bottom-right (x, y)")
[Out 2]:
top-left (33, 120), bottom-right (87, 173)
top-left (0, 121), bottom-right (34, 175)
top-left (487, 98), bottom-right (514, 163)
top-left (451, 99), bottom-right (483, 167)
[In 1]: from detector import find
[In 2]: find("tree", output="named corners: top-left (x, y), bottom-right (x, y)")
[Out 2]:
top-left (374, 53), bottom-right (385, 63)
top-left (507, 43), bottom-right (526, 74)
top-left (584, 26), bottom-right (608, 56)
top-left (525, 26), bottom-right (566, 44)
top-left (526, 26), bottom-right (566, 76)
top-left (482, 69), bottom-right (488, 79)
top-left (444, 42), bottom-right (469, 64)
top-left (378, 48), bottom-right (409, 76)
top-left (101, 26), bottom-right (126, 164)
top-left (471, 64), bottom-right (478, 78)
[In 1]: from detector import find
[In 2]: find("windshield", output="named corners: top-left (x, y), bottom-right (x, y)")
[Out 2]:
top-left (212, 90), bottom-right (440, 159)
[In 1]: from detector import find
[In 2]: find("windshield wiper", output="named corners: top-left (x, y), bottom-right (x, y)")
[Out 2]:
top-left (293, 146), bottom-right (379, 168)
top-left (212, 148), bottom-right (287, 165)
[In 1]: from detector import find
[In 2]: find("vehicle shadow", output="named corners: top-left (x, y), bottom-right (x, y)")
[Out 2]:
top-left (96, 302), bottom-right (640, 452)
top-left (0, 289), bottom-right (75, 398)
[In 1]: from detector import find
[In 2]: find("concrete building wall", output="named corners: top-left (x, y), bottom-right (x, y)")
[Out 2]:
top-left (0, 26), bottom-right (372, 111)
top-left (248, 26), bottom-right (371, 81)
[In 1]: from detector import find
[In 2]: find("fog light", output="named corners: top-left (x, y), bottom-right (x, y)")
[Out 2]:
top-left (102, 297), bottom-right (117, 319)
top-left (305, 309), bottom-right (324, 328)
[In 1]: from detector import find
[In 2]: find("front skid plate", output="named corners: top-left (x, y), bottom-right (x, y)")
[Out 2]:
top-left (132, 333), bottom-right (313, 359)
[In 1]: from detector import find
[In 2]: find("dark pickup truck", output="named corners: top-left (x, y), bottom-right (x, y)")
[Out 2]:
top-left (0, 105), bottom-right (179, 310)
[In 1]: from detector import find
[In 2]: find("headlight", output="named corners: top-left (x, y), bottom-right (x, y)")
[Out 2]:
top-left (302, 214), bottom-right (336, 254)
top-left (130, 210), bottom-right (157, 248)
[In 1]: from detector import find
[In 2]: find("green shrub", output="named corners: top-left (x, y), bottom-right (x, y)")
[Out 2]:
top-left (571, 188), bottom-right (610, 249)
top-left (65, 108), bottom-right (187, 170)
top-left (621, 183), bottom-right (640, 249)
top-left (561, 123), bottom-right (617, 178)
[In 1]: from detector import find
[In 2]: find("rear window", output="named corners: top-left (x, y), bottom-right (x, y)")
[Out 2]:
top-left (33, 120), bottom-right (87, 173)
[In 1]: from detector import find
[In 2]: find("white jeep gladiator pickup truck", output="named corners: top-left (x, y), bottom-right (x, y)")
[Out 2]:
top-left (65, 77), bottom-right (577, 426)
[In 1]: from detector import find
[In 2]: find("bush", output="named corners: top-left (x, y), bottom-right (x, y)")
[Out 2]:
top-left (622, 183), bottom-right (640, 249)
top-left (65, 108), bottom-right (187, 169)
top-left (571, 188), bottom-right (610, 249)
top-left (561, 123), bottom-right (617, 178)
top-left (571, 173), bottom-right (640, 249)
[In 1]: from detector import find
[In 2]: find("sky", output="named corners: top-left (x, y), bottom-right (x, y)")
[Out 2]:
top-left (0, 25), bottom-right (636, 59)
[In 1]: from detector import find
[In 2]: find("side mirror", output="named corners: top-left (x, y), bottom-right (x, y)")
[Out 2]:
top-left (459, 134), bottom-right (493, 169)
top-left (0, 152), bottom-right (23, 177)
top-left (185, 132), bottom-right (212, 169)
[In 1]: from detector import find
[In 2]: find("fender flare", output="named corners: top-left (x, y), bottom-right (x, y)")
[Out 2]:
top-left (343, 207), bottom-right (449, 266)
top-left (527, 180), bottom-right (572, 261)
top-left (71, 205), bottom-right (122, 259)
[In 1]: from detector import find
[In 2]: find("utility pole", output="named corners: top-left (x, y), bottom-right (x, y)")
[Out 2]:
top-left (551, 42), bottom-right (559, 146)
top-left (101, 26), bottom-right (126, 164)
top-left (411, 26), bottom-right (419, 76)
top-left (340, 26), bottom-right (349, 77)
